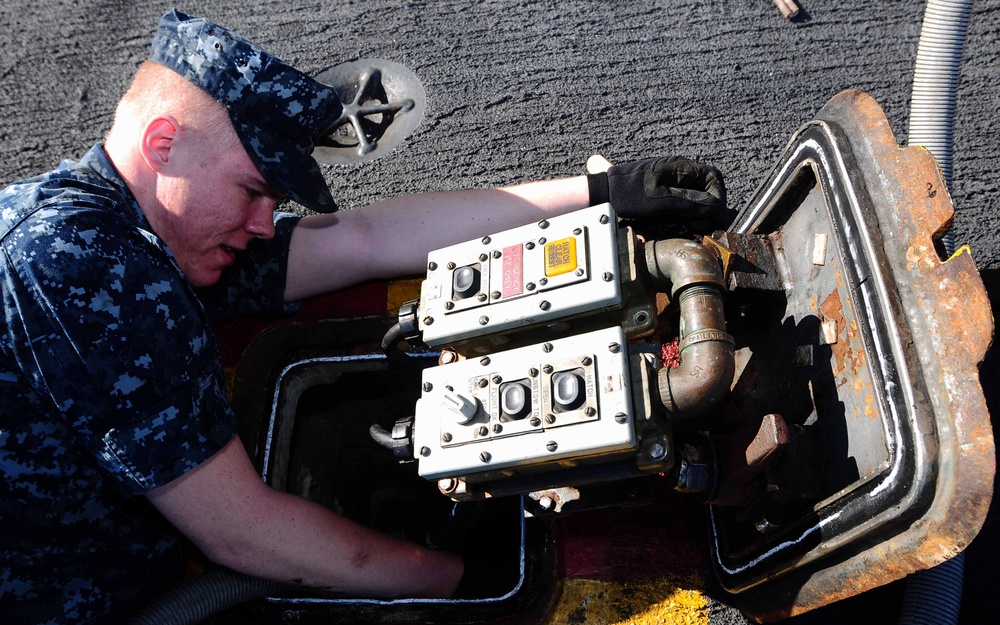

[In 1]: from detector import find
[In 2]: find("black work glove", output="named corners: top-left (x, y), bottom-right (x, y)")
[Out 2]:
top-left (588, 156), bottom-right (731, 235)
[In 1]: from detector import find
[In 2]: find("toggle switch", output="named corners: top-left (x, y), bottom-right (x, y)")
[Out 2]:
top-left (442, 389), bottom-right (480, 424)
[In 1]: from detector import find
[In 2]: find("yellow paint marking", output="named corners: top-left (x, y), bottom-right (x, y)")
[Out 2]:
top-left (544, 577), bottom-right (709, 625)
top-left (386, 278), bottom-right (423, 313)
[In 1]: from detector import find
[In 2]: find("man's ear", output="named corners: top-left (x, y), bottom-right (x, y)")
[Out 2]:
top-left (139, 116), bottom-right (180, 173)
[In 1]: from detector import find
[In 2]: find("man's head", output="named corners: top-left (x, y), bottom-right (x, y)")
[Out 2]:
top-left (106, 61), bottom-right (284, 287)
top-left (104, 9), bottom-right (342, 287)
top-left (148, 8), bottom-right (343, 213)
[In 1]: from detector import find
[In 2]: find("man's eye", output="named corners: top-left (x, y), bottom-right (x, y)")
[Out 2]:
top-left (244, 187), bottom-right (263, 199)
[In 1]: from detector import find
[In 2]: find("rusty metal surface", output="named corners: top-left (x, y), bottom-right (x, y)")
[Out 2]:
top-left (712, 232), bottom-right (785, 293)
top-left (711, 414), bottom-right (789, 507)
top-left (711, 89), bottom-right (994, 621)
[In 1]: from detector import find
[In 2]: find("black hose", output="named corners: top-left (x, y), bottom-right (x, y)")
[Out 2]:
top-left (381, 321), bottom-right (405, 352)
top-left (899, 552), bottom-right (964, 625)
top-left (369, 423), bottom-right (397, 450)
top-left (128, 568), bottom-right (289, 625)
top-left (381, 321), bottom-right (417, 369)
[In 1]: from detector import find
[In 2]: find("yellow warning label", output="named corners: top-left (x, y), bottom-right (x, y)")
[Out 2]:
top-left (545, 237), bottom-right (577, 277)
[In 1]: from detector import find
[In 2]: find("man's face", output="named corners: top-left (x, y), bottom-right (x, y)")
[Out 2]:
top-left (151, 126), bottom-right (282, 288)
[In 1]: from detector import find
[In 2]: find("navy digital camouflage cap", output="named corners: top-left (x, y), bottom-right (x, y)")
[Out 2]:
top-left (149, 8), bottom-right (342, 212)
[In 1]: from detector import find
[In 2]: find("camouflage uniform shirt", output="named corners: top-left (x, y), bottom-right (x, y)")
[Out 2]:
top-left (0, 144), bottom-right (300, 623)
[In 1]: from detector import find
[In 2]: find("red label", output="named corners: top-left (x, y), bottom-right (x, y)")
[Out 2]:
top-left (501, 244), bottom-right (523, 298)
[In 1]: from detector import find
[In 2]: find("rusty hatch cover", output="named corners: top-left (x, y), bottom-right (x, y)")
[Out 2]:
top-left (708, 89), bottom-right (995, 621)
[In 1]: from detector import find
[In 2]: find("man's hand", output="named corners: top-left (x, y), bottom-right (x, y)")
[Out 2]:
top-left (588, 156), bottom-right (730, 233)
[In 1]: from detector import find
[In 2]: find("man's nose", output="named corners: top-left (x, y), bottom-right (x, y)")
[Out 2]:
top-left (245, 204), bottom-right (276, 239)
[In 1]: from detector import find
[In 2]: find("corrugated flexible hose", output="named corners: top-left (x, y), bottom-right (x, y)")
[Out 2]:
top-left (906, 0), bottom-right (973, 254)
top-left (899, 1), bottom-right (973, 624)
top-left (128, 568), bottom-right (287, 625)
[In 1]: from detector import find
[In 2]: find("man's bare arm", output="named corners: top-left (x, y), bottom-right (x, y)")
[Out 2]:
top-left (145, 437), bottom-right (463, 598)
top-left (284, 176), bottom-right (590, 302)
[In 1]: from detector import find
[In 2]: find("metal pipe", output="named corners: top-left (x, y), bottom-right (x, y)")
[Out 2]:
top-left (644, 239), bottom-right (734, 418)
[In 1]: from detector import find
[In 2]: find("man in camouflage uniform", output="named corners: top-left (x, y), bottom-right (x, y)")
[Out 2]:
top-left (0, 8), bottom-right (726, 624)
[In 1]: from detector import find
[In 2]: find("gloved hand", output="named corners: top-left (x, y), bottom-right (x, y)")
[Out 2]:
top-left (588, 156), bottom-right (731, 233)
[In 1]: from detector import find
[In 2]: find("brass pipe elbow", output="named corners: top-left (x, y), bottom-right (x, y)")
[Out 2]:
top-left (645, 239), bottom-right (735, 419)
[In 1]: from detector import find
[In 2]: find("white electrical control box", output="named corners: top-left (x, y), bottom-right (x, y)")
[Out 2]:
top-left (412, 326), bottom-right (637, 482)
top-left (416, 203), bottom-right (623, 347)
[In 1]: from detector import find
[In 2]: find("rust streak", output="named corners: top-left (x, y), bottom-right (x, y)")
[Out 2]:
top-left (820, 289), bottom-right (848, 375)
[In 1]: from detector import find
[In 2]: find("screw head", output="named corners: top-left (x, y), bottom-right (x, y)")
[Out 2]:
top-left (428, 261), bottom-right (438, 271)
top-left (609, 342), bottom-right (621, 353)
top-left (646, 442), bottom-right (668, 460)
top-left (599, 214), bottom-right (610, 224)
top-left (423, 316), bottom-right (434, 326)
top-left (538, 219), bottom-right (549, 229)
top-left (544, 414), bottom-right (556, 424)
top-left (581, 356), bottom-right (593, 366)
top-left (479, 315), bottom-right (489, 325)
top-left (491, 290), bottom-right (501, 299)
top-left (615, 412), bottom-right (628, 424)
top-left (529, 417), bottom-right (542, 427)
top-left (422, 382), bottom-right (433, 392)
top-left (603, 272), bottom-right (614, 282)
top-left (447, 261), bottom-right (456, 270)
top-left (444, 301), bottom-right (455, 310)
top-left (480, 356), bottom-right (491, 366)
top-left (539, 300), bottom-right (551, 311)
top-left (479, 253), bottom-right (488, 262)
top-left (480, 451), bottom-right (492, 463)
top-left (419, 446), bottom-right (431, 457)
top-left (442, 432), bottom-right (453, 442)
top-left (546, 441), bottom-right (558, 452)
top-left (477, 292), bottom-right (488, 302)
top-left (542, 343), bottom-right (553, 353)
top-left (542, 364), bottom-right (554, 374)
top-left (482, 236), bottom-right (491, 245)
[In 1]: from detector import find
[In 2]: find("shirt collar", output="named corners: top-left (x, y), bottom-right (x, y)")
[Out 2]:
top-left (76, 143), bottom-right (154, 233)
